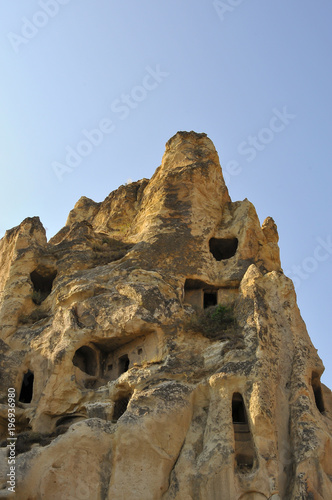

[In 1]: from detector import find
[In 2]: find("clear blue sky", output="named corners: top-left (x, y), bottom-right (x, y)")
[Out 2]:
top-left (0, 1), bottom-right (331, 387)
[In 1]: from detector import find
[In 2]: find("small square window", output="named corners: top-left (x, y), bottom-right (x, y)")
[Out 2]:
top-left (203, 291), bottom-right (217, 308)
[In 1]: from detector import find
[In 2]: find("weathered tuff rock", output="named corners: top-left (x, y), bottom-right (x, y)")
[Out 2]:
top-left (0, 131), bottom-right (331, 500)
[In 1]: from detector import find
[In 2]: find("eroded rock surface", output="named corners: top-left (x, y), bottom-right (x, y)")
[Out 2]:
top-left (0, 131), bottom-right (331, 500)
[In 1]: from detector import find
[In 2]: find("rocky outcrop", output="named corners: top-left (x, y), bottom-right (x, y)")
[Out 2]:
top-left (0, 131), bottom-right (331, 499)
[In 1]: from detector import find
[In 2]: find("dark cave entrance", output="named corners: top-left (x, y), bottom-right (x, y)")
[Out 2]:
top-left (232, 393), bottom-right (247, 424)
top-left (19, 370), bottom-right (34, 404)
top-left (118, 354), bottom-right (130, 376)
top-left (209, 237), bottom-right (238, 261)
top-left (72, 346), bottom-right (97, 376)
top-left (113, 397), bottom-right (130, 421)
top-left (232, 393), bottom-right (255, 469)
top-left (312, 372), bottom-right (325, 413)
top-left (30, 269), bottom-right (57, 304)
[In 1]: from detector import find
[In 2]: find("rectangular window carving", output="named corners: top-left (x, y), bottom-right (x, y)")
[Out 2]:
top-left (203, 291), bottom-right (217, 309)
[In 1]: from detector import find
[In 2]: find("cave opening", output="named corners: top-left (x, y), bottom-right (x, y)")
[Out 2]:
top-left (113, 397), bottom-right (130, 421)
top-left (312, 372), bottom-right (325, 413)
top-left (19, 370), bottom-right (34, 404)
top-left (232, 393), bottom-right (255, 470)
top-left (30, 269), bottom-right (57, 304)
top-left (118, 354), bottom-right (130, 376)
top-left (72, 346), bottom-right (97, 376)
top-left (209, 237), bottom-right (238, 261)
top-left (232, 393), bottom-right (247, 424)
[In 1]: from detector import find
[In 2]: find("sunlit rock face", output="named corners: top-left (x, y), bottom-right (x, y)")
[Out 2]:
top-left (0, 131), bottom-right (331, 500)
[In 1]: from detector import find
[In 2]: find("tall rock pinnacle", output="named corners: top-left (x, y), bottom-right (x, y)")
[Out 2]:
top-left (0, 132), bottom-right (331, 499)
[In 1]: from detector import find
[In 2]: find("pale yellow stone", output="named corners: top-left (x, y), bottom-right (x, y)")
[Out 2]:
top-left (0, 131), bottom-right (331, 499)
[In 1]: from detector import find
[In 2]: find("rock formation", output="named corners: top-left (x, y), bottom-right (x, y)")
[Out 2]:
top-left (0, 131), bottom-right (331, 499)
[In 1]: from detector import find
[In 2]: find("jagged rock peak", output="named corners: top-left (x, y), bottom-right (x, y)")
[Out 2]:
top-left (0, 132), bottom-right (331, 500)
top-left (163, 130), bottom-right (222, 171)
